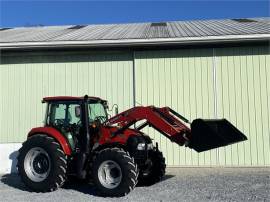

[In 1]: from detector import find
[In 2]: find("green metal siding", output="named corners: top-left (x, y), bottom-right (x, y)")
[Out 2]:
top-left (0, 52), bottom-right (133, 143)
top-left (1, 46), bottom-right (269, 167)
top-left (134, 46), bottom-right (270, 166)
top-left (214, 46), bottom-right (270, 166)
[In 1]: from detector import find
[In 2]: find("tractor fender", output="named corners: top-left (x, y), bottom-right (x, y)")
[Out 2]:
top-left (28, 127), bottom-right (72, 155)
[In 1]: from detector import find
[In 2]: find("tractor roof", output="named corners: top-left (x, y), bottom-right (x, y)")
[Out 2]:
top-left (42, 96), bottom-right (106, 103)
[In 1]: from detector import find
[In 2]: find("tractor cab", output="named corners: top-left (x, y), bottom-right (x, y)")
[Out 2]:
top-left (42, 96), bottom-right (108, 150)
top-left (43, 96), bottom-right (108, 125)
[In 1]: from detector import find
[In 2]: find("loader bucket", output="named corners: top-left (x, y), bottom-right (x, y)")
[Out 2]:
top-left (189, 119), bottom-right (247, 152)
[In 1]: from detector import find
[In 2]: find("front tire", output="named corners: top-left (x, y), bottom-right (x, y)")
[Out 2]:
top-left (17, 134), bottom-right (67, 192)
top-left (92, 147), bottom-right (138, 197)
top-left (138, 149), bottom-right (166, 186)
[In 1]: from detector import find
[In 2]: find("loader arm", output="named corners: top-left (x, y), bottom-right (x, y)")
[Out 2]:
top-left (105, 106), bottom-right (247, 152)
top-left (105, 106), bottom-right (192, 146)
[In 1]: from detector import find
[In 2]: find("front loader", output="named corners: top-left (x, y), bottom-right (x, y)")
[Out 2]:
top-left (17, 95), bottom-right (247, 196)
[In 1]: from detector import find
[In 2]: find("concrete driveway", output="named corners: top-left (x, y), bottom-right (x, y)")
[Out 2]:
top-left (0, 168), bottom-right (269, 202)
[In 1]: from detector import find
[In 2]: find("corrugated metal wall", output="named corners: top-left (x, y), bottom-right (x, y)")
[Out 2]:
top-left (134, 46), bottom-right (270, 166)
top-left (214, 47), bottom-right (270, 166)
top-left (0, 52), bottom-right (134, 143)
top-left (0, 46), bottom-right (269, 166)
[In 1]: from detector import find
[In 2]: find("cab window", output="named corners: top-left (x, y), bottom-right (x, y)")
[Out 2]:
top-left (88, 102), bottom-right (107, 123)
top-left (48, 103), bottom-right (81, 126)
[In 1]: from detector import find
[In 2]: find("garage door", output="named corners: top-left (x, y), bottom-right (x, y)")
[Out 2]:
top-left (134, 46), bottom-right (270, 166)
top-left (0, 51), bottom-right (134, 143)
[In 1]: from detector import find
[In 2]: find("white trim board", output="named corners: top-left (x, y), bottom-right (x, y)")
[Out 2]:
top-left (1, 34), bottom-right (269, 50)
top-left (0, 143), bottom-right (22, 174)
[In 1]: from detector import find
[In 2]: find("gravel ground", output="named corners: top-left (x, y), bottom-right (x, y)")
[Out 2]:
top-left (0, 168), bottom-right (269, 202)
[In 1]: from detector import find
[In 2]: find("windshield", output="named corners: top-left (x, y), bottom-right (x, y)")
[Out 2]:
top-left (88, 102), bottom-right (107, 123)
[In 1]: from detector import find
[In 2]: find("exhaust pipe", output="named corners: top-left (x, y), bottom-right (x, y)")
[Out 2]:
top-left (189, 119), bottom-right (247, 152)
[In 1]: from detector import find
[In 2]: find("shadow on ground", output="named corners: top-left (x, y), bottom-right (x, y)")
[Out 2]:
top-left (136, 174), bottom-right (175, 187)
top-left (1, 174), bottom-right (28, 191)
top-left (0, 174), bottom-right (98, 195)
top-left (0, 173), bottom-right (175, 195)
top-left (161, 174), bottom-right (174, 182)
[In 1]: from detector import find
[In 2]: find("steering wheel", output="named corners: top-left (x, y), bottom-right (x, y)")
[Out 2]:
top-left (94, 116), bottom-right (107, 123)
top-left (55, 119), bottom-right (65, 125)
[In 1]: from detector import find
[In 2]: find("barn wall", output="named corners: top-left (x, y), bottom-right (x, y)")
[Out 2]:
top-left (0, 51), bottom-right (134, 143)
top-left (0, 45), bottom-right (269, 167)
top-left (134, 46), bottom-right (270, 166)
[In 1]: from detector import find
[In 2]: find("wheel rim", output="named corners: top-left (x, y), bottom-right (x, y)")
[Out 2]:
top-left (24, 147), bottom-right (51, 182)
top-left (98, 160), bottom-right (122, 189)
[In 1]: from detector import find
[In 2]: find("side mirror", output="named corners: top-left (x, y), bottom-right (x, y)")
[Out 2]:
top-left (75, 106), bottom-right (81, 118)
top-left (115, 106), bottom-right (119, 115)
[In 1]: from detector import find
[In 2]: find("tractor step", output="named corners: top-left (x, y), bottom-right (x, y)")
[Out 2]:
top-left (189, 119), bottom-right (247, 152)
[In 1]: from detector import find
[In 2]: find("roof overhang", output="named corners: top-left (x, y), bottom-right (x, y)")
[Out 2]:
top-left (1, 34), bottom-right (269, 50)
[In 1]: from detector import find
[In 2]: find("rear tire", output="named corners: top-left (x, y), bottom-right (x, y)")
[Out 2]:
top-left (92, 147), bottom-right (138, 197)
top-left (138, 149), bottom-right (166, 186)
top-left (17, 134), bottom-right (67, 192)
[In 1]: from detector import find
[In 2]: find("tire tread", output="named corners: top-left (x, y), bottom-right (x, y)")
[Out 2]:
top-left (17, 134), bottom-right (67, 192)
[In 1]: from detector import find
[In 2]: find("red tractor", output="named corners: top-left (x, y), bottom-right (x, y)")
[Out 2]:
top-left (17, 95), bottom-right (247, 196)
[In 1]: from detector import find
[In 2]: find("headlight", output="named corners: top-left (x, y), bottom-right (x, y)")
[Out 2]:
top-left (137, 143), bottom-right (154, 150)
top-left (137, 143), bottom-right (146, 150)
